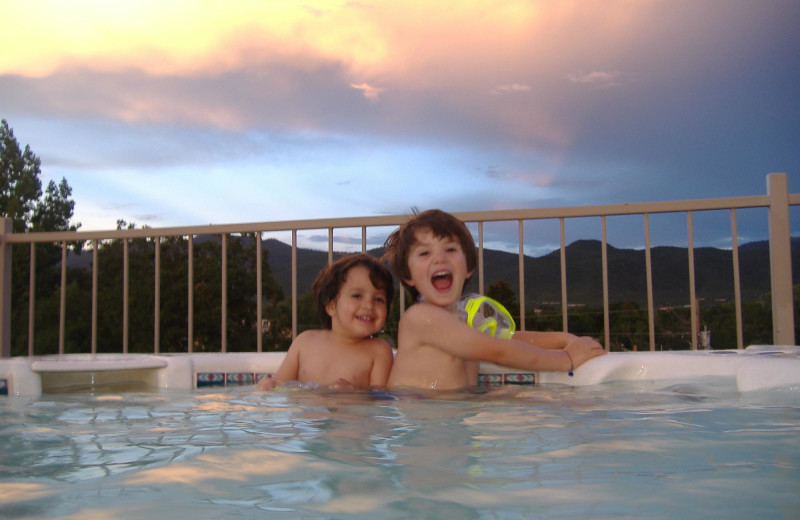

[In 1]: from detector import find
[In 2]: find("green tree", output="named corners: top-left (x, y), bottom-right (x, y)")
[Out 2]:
top-left (486, 279), bottom-right (517, 318)
top-left (1, 120), bottom-right (43, 233)
top-left (609, 301), bottom-right (649, 351)
top-left (1, 119), bottom-right (80, 355)
top-left (95, 228), bottom-right (287, 353)
top-left (654, 306), bottom-right (692, 350)
top-left (1, 119), bottom-right (78, 234)
top-left (524, 304), bottom-right (563, 333)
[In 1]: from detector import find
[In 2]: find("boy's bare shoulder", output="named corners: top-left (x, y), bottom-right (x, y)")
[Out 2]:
top-left (401, 301), bottom-right (450, 322)
top-left (400, 302), bottom-right (463, 335)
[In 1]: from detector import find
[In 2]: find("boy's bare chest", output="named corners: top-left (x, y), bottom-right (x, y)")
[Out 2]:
top-left (399, 344), bottom-right (478, 388)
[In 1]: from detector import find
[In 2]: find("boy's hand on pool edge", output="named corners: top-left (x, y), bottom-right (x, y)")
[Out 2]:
top-left (564, 336), bottom-right (606, 370)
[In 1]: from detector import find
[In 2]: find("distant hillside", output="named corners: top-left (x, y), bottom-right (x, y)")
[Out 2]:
top-left (65, 236), bottom-right (799, 307)
top-left (263, 237), bottom-right (800, 307)
top-left (739, 237), bottom-right (800, 252)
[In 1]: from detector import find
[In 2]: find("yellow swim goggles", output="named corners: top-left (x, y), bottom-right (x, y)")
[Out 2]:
top-left (460, 295), bottom-right (516, 339)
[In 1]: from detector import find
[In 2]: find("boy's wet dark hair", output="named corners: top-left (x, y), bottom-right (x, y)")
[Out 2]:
top-left (313, 253), bottom-right (395, 329)
top-left (383, 209), bottom-right (478, 300)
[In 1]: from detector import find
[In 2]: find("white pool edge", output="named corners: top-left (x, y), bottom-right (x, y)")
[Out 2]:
top-left (1, 346), bottom-right (799, 396)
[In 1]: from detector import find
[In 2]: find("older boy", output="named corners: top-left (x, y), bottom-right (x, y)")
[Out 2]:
top-left (384, 209), bottom-right (605, 390)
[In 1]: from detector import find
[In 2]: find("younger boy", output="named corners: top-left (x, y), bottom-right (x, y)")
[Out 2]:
top-left (259, 253), bottom-right (395, 390)
top-left (384, 209), bottom-right (606, 390)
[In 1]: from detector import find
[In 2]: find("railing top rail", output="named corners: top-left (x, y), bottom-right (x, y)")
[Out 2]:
top-left (0, 192), bottom-right (785, 244)
top-left (453, 194), bottom-right (774, 222)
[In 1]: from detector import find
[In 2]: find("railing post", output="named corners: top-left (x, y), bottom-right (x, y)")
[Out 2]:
top-left (291, 229), bottom-right (297, 339)
top-left (517, 220), bottom-right (525, 331)
top-left (559, 218), bottom-right (568, 331)
top-left (221, 233), bottom-right (227, 353)
top-left (767, 173), bottom-right (795, 345)
top-left (478, 221), bottom-right (485, 294)
top-left (0, 218), bottom-right (11, 358)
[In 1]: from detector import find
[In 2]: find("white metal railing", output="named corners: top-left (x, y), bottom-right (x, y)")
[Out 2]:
top-left (0, 173), bottom-right (796, 357)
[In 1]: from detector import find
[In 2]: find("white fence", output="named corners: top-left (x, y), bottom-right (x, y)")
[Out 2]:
top-left (0, 173), bottom-right (796, 357)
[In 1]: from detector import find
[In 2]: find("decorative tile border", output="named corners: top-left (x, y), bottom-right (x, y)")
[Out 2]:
top-left (226, 372), bottom-right (255, 385)
top-left (197, 372), bottom-right (273, 388)
top-left (501, 373), bottom-right (537, 385)
top-left (0, 372), bottom-right (535, 395)
top-left (196, 372), bottom-right (225, 387)
top-left (479, 373), bottom-right (536, 385)
top-left (195, 372), bottom-right (536, 388)
top-left (478, 373), bottom-right (504, 386)
top-left (0, 371), bottom-right (535, 394)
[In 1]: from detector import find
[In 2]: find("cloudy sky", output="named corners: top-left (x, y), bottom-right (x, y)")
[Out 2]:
top-left (1, 0), bottom-right (798, 253)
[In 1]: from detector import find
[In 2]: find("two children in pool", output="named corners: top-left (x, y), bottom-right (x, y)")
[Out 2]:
top-left (261, 209), bottom-right (605, 391)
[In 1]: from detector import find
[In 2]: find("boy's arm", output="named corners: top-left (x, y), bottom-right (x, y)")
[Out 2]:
top-left (368, 341), bottom-right (395, 388)
top-left (513, 330), bottom-right (578, 350)
top-left (514, 331), bottom-right (607, 369)
top-left (403, 303), bottom-right (604, 372)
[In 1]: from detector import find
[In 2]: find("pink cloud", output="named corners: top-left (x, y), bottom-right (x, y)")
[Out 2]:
top-left (350, 82), bottom-right (385, 102)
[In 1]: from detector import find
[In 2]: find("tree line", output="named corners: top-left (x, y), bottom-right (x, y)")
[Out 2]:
top-left (1, 119), bottom-right (292, 355)
top-left (486, 278), bottom-right (798, 351)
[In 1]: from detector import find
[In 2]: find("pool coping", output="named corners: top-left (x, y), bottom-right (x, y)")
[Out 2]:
top-left (1, 346), bottom-right (799, 396)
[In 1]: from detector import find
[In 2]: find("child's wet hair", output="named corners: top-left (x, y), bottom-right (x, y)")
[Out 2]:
top-left (383, 209), bottom-right (477, 299)
top-left (313, 253), bottom-right (394, 329)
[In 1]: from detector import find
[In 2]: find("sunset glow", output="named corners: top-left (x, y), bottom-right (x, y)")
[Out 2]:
top-left (0, 0), bottom-right (796, 245)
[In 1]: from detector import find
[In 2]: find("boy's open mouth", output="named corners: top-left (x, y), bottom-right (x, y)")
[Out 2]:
top-left (431, 270), bottom-right (453, 291)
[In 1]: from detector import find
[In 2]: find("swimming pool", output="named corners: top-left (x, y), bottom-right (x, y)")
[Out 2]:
top-left (1, 350), bottom-right (799, 519)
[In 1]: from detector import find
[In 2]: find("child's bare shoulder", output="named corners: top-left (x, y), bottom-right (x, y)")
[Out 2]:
top-left (291, 329), bottom-right (330, 347)
top-left (294, 329), bottom-right (324, 339)
top-left (357, 336), bottom-right (392, 356)
top-left (402, 301), bottom-right (450, 321)
top-left (401, 302), bottom-right (461, 331)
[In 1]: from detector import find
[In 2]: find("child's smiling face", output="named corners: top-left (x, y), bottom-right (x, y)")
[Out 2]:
top-left (404, 228), bottom-right (474, 307)
top-left (326, 265), bottom-right (388, 339)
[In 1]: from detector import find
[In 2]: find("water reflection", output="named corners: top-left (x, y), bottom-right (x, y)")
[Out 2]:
top-left (0, 383), bottom-right (798, 518)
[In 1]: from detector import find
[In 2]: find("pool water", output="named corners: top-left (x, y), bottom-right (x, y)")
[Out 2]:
top-left (1, 381), bottom-right (799, 519)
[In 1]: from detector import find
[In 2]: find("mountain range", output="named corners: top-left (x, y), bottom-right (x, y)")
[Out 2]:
top-left (64, 236), bottom-right (799, 308)
top-left (263, 237), bottom-right (800, 307)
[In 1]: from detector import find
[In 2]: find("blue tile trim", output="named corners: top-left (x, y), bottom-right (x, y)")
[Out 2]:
top-left (197, 372), bottom-right (273, 388)
top-left (196, 372), bottom-right (537, 389)
top-left (0, 378), bottom-right (7, 396)
top-left (503, 373), bottom-right (536, 385)
top-left (197, 372), bottom-right (226, 387)
top-left (478, 373), bottom-right (536, 386)
top-left (226, 373), bottom-right (255, 385)
top-left (478, 373), bottom-right (504, 386)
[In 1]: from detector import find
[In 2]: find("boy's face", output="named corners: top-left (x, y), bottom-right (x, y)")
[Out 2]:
top-left (326, 265), bottom-right (388, 339)
top-left (404, 229), bottom-right (474, 307)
